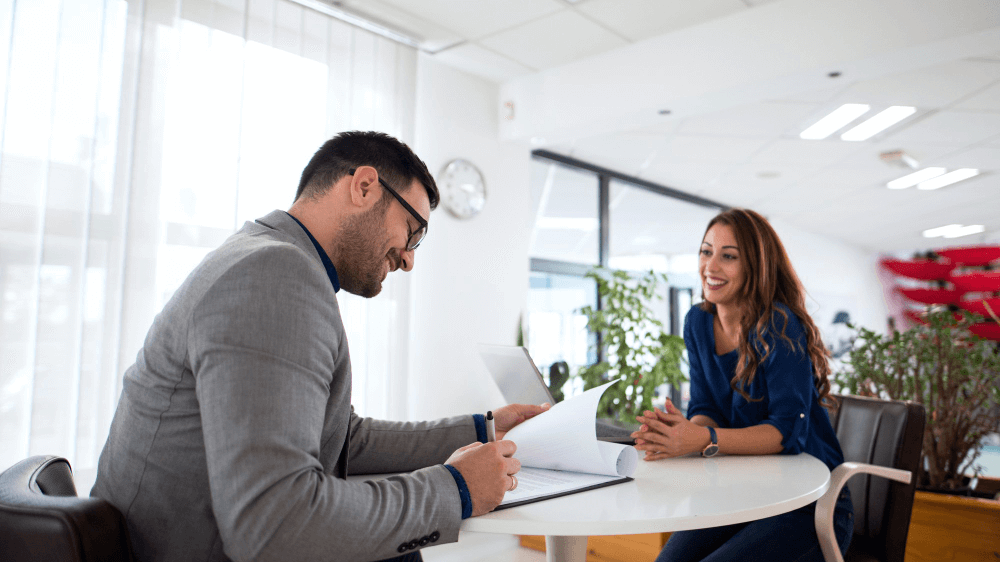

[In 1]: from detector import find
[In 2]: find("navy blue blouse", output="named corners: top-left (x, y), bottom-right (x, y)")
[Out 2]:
top-left (684, 304), bottom-right (844, 470)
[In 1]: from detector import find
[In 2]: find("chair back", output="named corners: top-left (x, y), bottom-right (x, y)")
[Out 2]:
top-left (0, 455), bottom-right (133, 562)
top-left (830, 394), bottom-right (925, 562)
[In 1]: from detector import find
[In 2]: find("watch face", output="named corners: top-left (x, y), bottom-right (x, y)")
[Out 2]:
top-left (702, 444), bottom-right (719, 457)
top-left (439, 159), bottom-right (485, 219)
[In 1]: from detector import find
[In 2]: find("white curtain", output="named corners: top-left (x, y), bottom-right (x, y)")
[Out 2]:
top-left (0, 0), bottom-right (416, 475)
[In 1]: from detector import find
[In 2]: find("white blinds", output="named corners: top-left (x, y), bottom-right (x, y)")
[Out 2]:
top-left (0, 0), bottom-right (417, 473)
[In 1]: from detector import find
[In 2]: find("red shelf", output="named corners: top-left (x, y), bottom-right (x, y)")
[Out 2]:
top-left (881, 259), bottom-right (954, 281)
top-left (904, 310), bottom-right (926, 325)
top-left (903, 310), bottom-right (965, 325)
top-left (969, 323), bottom-right (1000, 341)
top-left (957, 297), bottom-right (1000, 319)
top-left (898, 288), bottom-right (963, 305)
top-left (935, 245), bottom-right (1000, 266)
top-left (949, 271), bottom-right (1000, 292)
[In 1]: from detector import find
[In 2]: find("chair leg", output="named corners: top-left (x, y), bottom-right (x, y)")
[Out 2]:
top-left (815, 462), bottom-right (912, 562)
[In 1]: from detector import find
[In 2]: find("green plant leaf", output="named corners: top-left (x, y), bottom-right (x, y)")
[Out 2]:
top-left (575, 267), bottom-right (688, 419)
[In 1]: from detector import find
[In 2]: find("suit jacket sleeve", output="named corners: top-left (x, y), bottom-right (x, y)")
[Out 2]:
top-left (188, 244), bottom-right (468, 562)
top-left (347, 408), bottom-right (479, 474)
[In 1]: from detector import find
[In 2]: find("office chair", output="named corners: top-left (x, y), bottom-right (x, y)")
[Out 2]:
top-left (0, 455), bottom-right (134, 562)
top-left (815, 394), bottom-right (925, 562)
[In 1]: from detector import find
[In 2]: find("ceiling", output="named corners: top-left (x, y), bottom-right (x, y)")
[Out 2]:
top-left (332, 0), bottom-right (1000, 254)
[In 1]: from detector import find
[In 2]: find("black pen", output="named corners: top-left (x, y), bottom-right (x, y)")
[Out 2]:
top-left (486, 411), bottom-right (496, 442)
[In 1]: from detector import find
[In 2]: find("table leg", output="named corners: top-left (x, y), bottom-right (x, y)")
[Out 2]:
top-left (544, 536), bottom-right (588, 562)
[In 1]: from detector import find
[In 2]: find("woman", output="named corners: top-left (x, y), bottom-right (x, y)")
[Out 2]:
top-left (632, 208), bottom-right (853, 562)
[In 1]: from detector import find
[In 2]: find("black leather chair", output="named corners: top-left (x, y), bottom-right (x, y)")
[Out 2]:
top-left (815, 394), bottom-right (926, 562)
top-left (0, 455), bottom-right (133, 562)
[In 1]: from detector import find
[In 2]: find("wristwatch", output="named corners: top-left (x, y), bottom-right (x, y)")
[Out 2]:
top-left (701, 427), bottom-right (719, 457)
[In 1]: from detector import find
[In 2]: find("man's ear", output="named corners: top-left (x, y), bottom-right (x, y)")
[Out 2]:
top-left (349, 166), bottom-right (380, 208)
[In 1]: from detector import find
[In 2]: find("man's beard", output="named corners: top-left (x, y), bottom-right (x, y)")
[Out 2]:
top-left (336, 199), bottom-right (398, 298)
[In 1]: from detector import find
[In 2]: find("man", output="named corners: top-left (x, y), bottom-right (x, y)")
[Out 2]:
top-left (92, 131), bottom-right (546, 562)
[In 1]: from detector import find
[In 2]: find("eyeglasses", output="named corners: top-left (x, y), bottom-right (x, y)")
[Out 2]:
top-left (349, 168), bottom-right (428, 251)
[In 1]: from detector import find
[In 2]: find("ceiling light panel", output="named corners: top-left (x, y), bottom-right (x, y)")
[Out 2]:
top-left (840, 106), bottom-right (916, 141)
top-left (916, 168), bottom-right (980, 190)
top-left (800, 104), bottom-right (870, 140)
top-left (886, 167), bottom-right (946, 189)
top-left (922, 224), bottom-right (985, 238)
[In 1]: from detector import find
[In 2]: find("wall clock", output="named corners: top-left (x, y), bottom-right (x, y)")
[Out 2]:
top-left (439, 159), bottom-right (486, 219)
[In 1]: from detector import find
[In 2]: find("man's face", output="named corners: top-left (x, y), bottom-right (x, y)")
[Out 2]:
top-left (337, 178), bottom-right (430, 298)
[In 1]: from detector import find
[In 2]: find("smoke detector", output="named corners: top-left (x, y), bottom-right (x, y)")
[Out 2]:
top-left (880, 150), bottom-right (919, 170)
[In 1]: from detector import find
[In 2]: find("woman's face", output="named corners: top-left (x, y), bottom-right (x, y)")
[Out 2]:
top-left (699, 223), bottom-right (744, 308)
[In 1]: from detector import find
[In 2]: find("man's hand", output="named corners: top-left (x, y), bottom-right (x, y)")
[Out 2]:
top-left (631, 403), bottom-right (710, 461)
top-left (445, 440), bottom-right (521, 516)
top-left (492, 403), bottom-right (550, 439)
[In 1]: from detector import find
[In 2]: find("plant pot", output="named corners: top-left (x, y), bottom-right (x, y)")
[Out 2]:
top-left (973, 475), bottom-right (1000, 498)
top-left (917, 484), bottom-right (994, 500)
top-left (917, 473), bottom-right (998, 499)
top-left (904, 490), bottom-right (1000, 562)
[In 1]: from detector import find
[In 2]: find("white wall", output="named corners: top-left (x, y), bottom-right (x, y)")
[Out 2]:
top-left (408, 54), bottom-right (533, 422)
top-left (770, 217), bottom-right (889, 336)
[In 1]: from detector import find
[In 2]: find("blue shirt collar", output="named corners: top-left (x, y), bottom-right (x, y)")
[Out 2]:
top-left (286, 212), bottom-right (340, 293)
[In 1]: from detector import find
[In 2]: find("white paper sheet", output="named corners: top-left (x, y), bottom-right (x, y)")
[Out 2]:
top-left (499, 467), bottom-right (625, 507)
top-left (503, 380), bottom-right (638, 478)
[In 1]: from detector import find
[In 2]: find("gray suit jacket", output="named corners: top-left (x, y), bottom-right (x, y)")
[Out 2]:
top-left (92, 210), bottom-right (477, 562)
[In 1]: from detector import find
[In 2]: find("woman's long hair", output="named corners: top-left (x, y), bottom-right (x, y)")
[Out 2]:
top-left (698, 209), bottom-right (832, 406)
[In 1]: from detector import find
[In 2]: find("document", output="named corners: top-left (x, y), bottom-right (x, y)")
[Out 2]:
top-left (498, 380), bottom-right (638, 509)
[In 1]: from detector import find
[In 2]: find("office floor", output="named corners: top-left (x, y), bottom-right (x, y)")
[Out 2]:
top-left (424, 546), bottom-right (545, 562)
top-left (472, 546), bottom-right (546, 562)
top-left (422, 533), bottom-right (546, 562)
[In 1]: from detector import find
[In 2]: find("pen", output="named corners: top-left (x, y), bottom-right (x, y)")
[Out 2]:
top-left (486, 410), bottom-right (496, 442)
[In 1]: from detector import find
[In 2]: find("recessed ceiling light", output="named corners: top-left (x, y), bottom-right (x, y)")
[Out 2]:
top-left (922, 224), bottom-right (985, 238)
top-left (840, 106), bottom-right (916, 141)
top-left (916, 168), bottom-right (980, 190)
top-left (800, 104), bottom-right (870, 140)
top-left (886, 167), bottom-right (946, 189)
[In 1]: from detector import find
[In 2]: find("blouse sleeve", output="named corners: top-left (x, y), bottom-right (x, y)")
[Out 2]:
top-left (758, 314), bottom-right (813, 454)
top-left (683, 310), bottom-right (724, 427)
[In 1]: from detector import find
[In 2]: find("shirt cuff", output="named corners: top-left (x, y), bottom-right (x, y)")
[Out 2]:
top-left (472, 413), bottom-right (487, 443)
top-left (445, 464), bottom-right (473, 520)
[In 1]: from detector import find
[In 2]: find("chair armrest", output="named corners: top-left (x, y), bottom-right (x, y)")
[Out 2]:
top-left (815, 461), bottom-right (912, 562)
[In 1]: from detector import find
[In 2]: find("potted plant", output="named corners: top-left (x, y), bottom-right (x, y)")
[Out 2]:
top-left (834, 308), bottom-right (1000, 492)
top-left (834, 307), bottom-right (1000, 559)
top-left (577, 268), bottom-right (688, 422)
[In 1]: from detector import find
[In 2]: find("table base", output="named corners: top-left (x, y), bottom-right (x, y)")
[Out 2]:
top-left (544, 536), bottom-right (588, 562)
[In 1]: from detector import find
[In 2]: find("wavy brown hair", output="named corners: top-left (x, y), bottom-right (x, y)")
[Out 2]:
top-left (698, 209), bottom-right (832, 406)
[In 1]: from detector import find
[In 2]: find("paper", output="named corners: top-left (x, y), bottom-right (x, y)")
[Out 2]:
top-left (499, 467), bottom-right (625, 508)
top-left (498, 380), bottom-right (638, 508)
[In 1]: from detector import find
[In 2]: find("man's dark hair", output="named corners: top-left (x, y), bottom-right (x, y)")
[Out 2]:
top-left (295, 131), bottom-right (439, 210)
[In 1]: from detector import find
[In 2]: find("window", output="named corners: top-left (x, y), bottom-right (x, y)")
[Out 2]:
top-left (526, 270), bottom-right (597, 400)
top-left (0, 0), bottom-right (417, 476)
top-left (526, 151), bottom-right (726, 408)
top-left (528, 159), bottom-right (600, 266)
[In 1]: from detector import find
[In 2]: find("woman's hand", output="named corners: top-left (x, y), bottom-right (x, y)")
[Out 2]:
top-left (632, 400), bottom-right (711, 460)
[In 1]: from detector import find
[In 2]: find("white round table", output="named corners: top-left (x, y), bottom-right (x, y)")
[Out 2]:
top-left (462, 453), bottom-right (830, 562)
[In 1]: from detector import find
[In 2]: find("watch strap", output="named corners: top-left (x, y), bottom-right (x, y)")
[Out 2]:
top-left (701, 426), bottom-right (719, 457)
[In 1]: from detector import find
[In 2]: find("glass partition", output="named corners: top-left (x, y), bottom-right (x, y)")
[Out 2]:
top-left (607, 180), bottom-right (720, 412)
top-left (528, 160), bottom-right (600, 266)
top-left (526, 271), bottom-right (597, 402)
